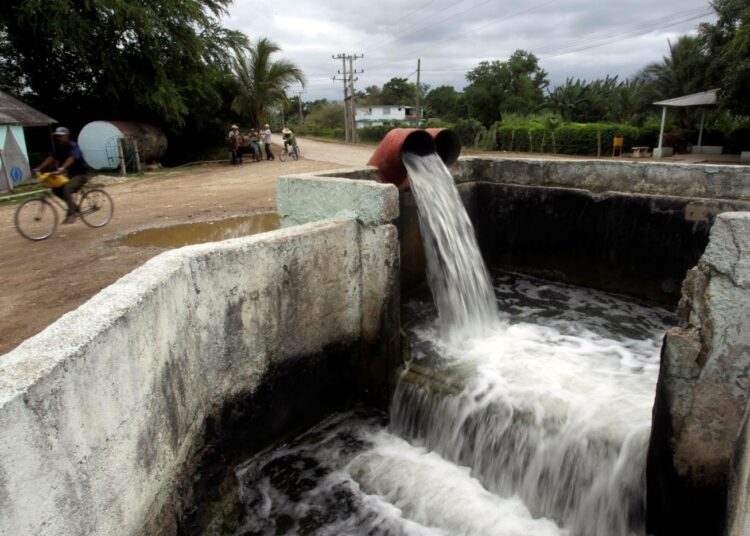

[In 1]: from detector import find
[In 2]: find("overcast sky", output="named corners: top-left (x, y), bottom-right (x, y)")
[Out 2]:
top-left (221, 0), bottom-right (716, 101)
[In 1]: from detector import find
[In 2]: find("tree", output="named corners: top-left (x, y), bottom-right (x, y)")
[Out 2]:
top-left (305, 101), bottom-right (345, 129)
top-left (424, 85), bottom-right (465, 121)
top-left (380, 77), bottom-right (417, 104)
top-left (640, 35), bottom-right (713, 128)
top-left (464, 50), bottom-right (549, 127)
top-left (700, 0), bottom-right (750, 115)
top-left (232, 37), bottom-right (306, 130)
top-left (0, 0), bottom-right (247, 127)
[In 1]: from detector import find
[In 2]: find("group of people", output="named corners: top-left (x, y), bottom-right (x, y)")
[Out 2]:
top-left (227, 124), bottom-right (297, 165)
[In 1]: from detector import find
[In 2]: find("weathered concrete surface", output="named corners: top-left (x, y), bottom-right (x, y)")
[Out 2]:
top-left (647, 212), bottom-right (750, 535)
top-left (456, 157), bottom-right (750, 201)
top-left (276, 173), bottom-right (401, 402)
top-left (0, 211), bottom-right (399, 535)
top-left (276, 174), bottom-right (398, 227)
top-left (728, 407), bottom-right (750, 536)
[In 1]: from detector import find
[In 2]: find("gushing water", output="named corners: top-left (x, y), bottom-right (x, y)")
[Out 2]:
top-left (208, 154), bottom-right (672, 535)
top-left (402, 152), bottom-right (498, 341)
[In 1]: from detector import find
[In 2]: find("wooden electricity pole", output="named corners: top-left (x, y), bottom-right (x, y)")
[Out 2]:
top-left (333, 54), bottom-right (350, 142)
top-left (333, 53), bottom-right (363, 143)
top-left (416, 58), bottom-right (422, 121)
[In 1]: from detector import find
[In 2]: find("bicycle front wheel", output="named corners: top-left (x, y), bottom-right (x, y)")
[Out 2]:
top-left (15, 198), bottom-right (58, 240)
top-left (79, 189), bottom-right (114, 228)
top-left (279, 148), bottom-right (288, 162)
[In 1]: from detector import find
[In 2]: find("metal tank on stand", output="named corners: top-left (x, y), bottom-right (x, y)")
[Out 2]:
top-left (77, 121), bottom-right (167, 171)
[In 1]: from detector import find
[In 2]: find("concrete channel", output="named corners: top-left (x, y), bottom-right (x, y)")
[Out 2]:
top-left (0, 156), bottom-right (749, 535)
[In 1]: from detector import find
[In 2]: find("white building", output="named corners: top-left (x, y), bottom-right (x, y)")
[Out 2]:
top-left (355, 105), bottom-right (421, 129)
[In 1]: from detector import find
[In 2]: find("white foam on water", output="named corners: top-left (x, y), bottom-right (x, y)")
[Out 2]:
top-left (393, 275), bottom-right (672, 536)
top-left (348, 429), bottom-right (566, 536)
top-left (403, 151), bottom-right (500, 342)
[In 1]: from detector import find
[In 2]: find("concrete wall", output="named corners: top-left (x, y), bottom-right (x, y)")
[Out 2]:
top-left (455, 157), bottom-right (750, 200)
top-left (0, 176), bottom-right (400, 535)
top-left (646, 212), bottom-right (750, 535)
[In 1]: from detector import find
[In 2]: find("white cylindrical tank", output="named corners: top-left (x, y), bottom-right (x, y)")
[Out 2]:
top-left (78, 121), bottom-right (168, 170)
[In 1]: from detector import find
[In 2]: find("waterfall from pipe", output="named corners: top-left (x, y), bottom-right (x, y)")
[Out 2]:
top-left (218, 152), bottom-right (670, 536)
top-left (402, 151), bottom-right (499, 342)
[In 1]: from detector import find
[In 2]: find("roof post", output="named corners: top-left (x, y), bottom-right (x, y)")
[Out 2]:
top-left (658, 106), bottom-right (667, 150)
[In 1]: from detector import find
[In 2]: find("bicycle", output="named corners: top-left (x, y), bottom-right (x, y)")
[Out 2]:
top-left (278, 142), bottom-right (300, 162)
top-left (14, 173), bottom-right (114, 241)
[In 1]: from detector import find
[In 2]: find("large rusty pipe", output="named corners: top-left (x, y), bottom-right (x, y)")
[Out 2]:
top-left (367, 128), bottom-right (435, 189)
top-left (425, 128), bottom-right (461, 166)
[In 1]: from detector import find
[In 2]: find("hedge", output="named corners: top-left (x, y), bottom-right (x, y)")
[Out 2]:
top-left (495, 122), bottom-right (661, 156)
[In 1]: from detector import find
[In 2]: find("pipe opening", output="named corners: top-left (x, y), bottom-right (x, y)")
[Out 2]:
top-left (402, 130), bottom-right (436, 156)
top-left (432, 129), bottom-right (461, 166)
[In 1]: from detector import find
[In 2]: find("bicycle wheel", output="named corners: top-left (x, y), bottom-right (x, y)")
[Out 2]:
top-left (79, 189), bottom-right (114, 228)
top-left (292, 147), bottom-right (300, 160)
top-left (15, 198), bottom-right (58, 240)
top-left (279, 148), bottom-right (288, 162)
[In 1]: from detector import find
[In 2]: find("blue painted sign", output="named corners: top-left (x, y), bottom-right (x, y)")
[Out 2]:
top-left (10, 166), bottom-right (23, 184)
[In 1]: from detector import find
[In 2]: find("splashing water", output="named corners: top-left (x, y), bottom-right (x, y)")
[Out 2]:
top-left (403, 152), bottom-right (499, 341)
top-left (212, 275), bottom-right (672, 536)
top-left (208, 155), bottom-right (672, 535)
top-left (393, 273), bottom-right (673, 536)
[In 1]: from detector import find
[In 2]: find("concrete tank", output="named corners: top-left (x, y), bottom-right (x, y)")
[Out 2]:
top-left (78, 121), bottom-right (167, 170)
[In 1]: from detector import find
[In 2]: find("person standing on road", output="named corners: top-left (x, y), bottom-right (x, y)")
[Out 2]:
top-left (228, 124), bottom-right (241, 165)
top-left (262, 124), bottom-right (274, 160)
top-left (33, 127), bottom-right (91, 224)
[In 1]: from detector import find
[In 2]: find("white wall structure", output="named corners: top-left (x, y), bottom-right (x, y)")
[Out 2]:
top-left (0, 126), bottom-right (32, 190)
top-left (0, 176), bottom-right (399, 536)
top-left (355, 105), bottom-right (419, 128)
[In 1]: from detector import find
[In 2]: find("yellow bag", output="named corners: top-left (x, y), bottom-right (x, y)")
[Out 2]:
top-left (37, 172), bottom-right (70, 187)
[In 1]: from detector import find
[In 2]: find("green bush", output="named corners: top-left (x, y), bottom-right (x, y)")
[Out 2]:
top-left (495, 121), bottom-right (649, 155)
top-left (453, 119), bottom-right (485, 147)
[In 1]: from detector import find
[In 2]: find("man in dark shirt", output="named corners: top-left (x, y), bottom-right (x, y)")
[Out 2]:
top-left (33, 127), bottom-right (90, 223)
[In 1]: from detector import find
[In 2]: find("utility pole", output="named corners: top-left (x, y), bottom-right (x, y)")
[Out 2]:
top-left (347, 55), bottom-right (363, 142)
top-left (332, 53), bottom-right (363, 143)
top-left (296, 91), bottom-right (305, 124)
top-left (332, 54), bottom-right (350, 142)
top-left (416, 58), bottom-right (422, 122)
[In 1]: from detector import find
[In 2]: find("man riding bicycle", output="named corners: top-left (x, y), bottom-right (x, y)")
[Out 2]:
top-left (281, 126), bottom-right (298, 155)
top-left (33, 127), bottom-right (90, 224)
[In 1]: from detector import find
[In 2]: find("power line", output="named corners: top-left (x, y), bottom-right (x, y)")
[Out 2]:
top-left (539, 8), bottom-right (713, 58)
top-left (401, 0), bottom-right (562, 60)
top-left (417, 6), bottom-right (713, 75)
top-left (351, 0), bottom-right (441, 50)
top-left (362, 0), bottom-right (493, 55)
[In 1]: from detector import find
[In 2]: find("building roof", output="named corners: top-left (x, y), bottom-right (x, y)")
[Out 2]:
top-left (653, 89), bottom-right (720, 108)
top-left (0, 90), bottom-right (56, 127)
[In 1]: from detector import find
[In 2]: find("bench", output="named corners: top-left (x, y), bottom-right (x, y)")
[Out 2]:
top-left (632, 146), bottom-right (650, 158)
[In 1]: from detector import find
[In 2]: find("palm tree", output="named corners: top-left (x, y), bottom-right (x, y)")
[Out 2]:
top-left (232, 37), bottom-right (306, 129)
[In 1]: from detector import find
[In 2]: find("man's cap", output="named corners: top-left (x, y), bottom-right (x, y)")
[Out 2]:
top-left (53, 127), bottom-right (70, 136)
top-left (264, 124), bottom-right (270, 127)
top-left (231, 124), bottom-right (239, 129)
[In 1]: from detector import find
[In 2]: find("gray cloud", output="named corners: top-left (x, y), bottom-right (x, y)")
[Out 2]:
top-left (221, 0), bottom-right (715, 100)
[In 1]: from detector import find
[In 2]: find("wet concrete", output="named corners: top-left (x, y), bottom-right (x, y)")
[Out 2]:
top-left (114, 213), bottom-right (279, 248)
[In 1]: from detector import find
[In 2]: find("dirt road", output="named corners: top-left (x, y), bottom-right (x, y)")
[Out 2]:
top-left (0, 137), bottom-right (375, 355)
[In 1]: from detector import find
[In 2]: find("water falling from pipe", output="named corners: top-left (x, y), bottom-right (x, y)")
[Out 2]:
top-left (402, 151), bottom-right (499, 342)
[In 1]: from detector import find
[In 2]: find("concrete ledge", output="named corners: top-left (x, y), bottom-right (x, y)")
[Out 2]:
top-left (276, 174), bottom-right (398, 227)
top-left (456, 157), bottom-right (750, 201)
top-left (693, 145), bottom-right (723, 155)
top-left (653, 147), bottom-right (674, 158)
top-left (0, 216), bottom-right (399, 536)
